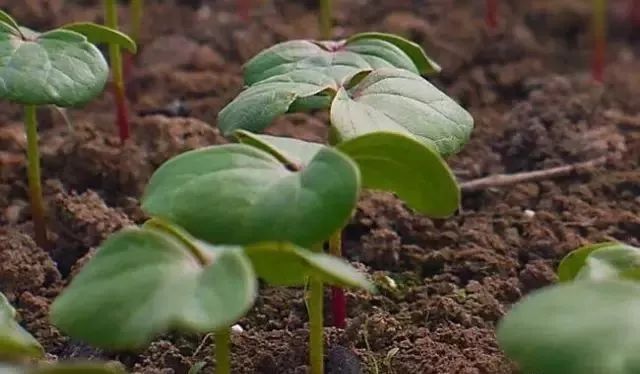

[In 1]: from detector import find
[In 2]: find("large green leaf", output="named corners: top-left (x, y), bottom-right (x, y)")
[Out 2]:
top-left (141, 144), bottom-right (360, 248)
top-left (0, 26), bottom-right (108, 106)
top-left (217, 71), bottom-right (337, 136)
top-left (0, 292), bottom-right (44, 360)
top-left (236, 131), bottom-right (459, 217)
top-left (244, 32), bottom-right (438, 86)
top-left (0, 363), bottom-right (125, 374)
top-left (558, 242), bottom-right (640, 282)
top-left (62, 22), bottom-right (137, 53)
top-left (246, 242), bottom-right (374, 291)
top-left (330, 68), bottom-right (473, 156)
top-left (51, 224), bottom-right (257, 349)
top-left (498, 280), bottom-right (640, 374)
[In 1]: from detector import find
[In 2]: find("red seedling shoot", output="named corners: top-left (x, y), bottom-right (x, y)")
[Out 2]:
top-left (485, 0), bottom-right (498, 30)
top-left (237, 0), bottom-right (251, 22)
top-left (105, 0), bottom-right (131, 143)
top-left (592, 0), bottom-right (607, 82)
top-left (329, 232), bottom-right (347, 328)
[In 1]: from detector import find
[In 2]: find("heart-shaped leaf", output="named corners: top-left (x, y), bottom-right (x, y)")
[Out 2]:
top-left (51, 224), bottom-right (257, 349)
top-left (0, 292), bottom-right (44, 360)
top-left (498, 280), bottom-right (640, 374)
top-left (0, 26), bottom-right (108, 106)
top-left (217, 71), bottom-right (337, 136)
top-left (244, 32), bottom-right (438, 86)
top-left (235, 131), bottom-right (459, 217)
top-left (558, 242), bottom-right (640, 282)
top-left (0, 363), bottom-right (125, 374)
top-left (246, 242), bottom-right (374, 291)
top-left (330, 68), bottom-right (473, 156)
top-left (62, 22), bottom-right (137, 53)
top-left (141, 144), bottom-right (359, 248)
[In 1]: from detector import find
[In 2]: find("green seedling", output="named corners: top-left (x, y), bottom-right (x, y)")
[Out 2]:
top-left (0, 10), bottom-right (121, 248)
top-left (0, 292), bottom-right (123, 374)
top-left (498, 242), bottom-right (640, 374)
top-left (319, 0), bottom-right (332, 39)
top-left (218, 32), bottom-right (473, 331)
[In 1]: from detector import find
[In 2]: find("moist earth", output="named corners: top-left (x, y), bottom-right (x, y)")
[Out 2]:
top-left (0, 0), bottom-right (639, 373)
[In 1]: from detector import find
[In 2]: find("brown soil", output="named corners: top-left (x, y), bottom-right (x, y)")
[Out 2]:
top-left (0, 0), bottom-right (639, 373)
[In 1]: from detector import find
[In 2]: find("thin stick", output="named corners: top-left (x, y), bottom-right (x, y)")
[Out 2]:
top-left (319, 0), bottom-right (332, 39)
top-left (24, 105), bottom-right (48, 248)
top-left (460, 157), bottom-right (607, 193)
top-left (215, 329), bottom-right (231, 374)
top-left (329, 231), bottom-right (347, 329)
top-left (309, 275), bottom-right (324, 374)
top-left (104, 0), bottom-right (130, 143)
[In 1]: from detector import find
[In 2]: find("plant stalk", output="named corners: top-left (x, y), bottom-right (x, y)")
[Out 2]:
top-left (215, 329), bottom-right (231, 374)
top-left (309, 275), bottom-right (324, 374)
top-left (130, 0), bottom-right (144, 43)
top-left (319, 0), bottom-right (332, 39)
top-left (104, 0), bottom-right (130, 143)
top-left (329, 230), bottom-right (347, 328)
top-left (24, 105), bottom-right (47, 248)
top-left (592, 0), bottom-right (607, 82)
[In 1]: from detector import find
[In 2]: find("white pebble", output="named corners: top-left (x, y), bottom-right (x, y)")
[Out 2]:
top-left (231, 324), bottom-right (244, 334)
top-left (523, 209), bottom-right (536, 218)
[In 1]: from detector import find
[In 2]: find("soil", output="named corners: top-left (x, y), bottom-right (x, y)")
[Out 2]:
top-left (0, 0), bottom-right (639, 373)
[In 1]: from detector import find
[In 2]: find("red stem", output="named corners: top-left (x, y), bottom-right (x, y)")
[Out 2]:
top-left (123, 52), bottom-right (134, 83)
top-left (237, 0), bottom-right (250, 22)
top-left (112, 82), bottom-right (130, 143)
top-left (631, 0), bottom-right (640, 28)
top-left (485, 0), bottom-right (498, 30)
top-left (331, 286), bottom-right (347, 328)
top-left (592, 36), bottom-right (605, 82)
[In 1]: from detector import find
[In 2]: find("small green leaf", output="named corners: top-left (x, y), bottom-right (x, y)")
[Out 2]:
top-left (236, 131), bottom-right (460, 217)
top-left (337, 132), bottom-right (459, 217)
top-left (142, 144), bottom-right (360, 248)
top-left (0, 10), bottom-right (20, 35)
top-left (217, 71), bottom-right (337, 136)
top-left (557, 242), bottom-right (639, 282)
top-left (346, 32), bottom-right (441, 75)
top-left (246, 242), bottom-right (374, 291)
top-left (498, 280), bottom-right (640, 374)
top-left (0, 26), bottom-right (109, 106)
top-left (62, 22), bottom-right (137, 53)
top-left (51, 225), bottom-right (256, 349)
top-left (32, 363), bottom-right (126, 374)
top-left (330, 68), bottom-right (473, 156)
top-left (0, 292), bottom-right (44, 360)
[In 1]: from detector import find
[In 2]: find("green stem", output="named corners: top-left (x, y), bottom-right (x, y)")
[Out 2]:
top-left (130, 0), bottom-right (144, 43)
top-left (24, 105), bottom-right (47, 248)
top-left (309, 275), bottom-right (324, 374)
top-left (319, 0), bottom-right (332, 39)
top-left (104, 0), bottom-right (130, 142)
top-left (215, 329), bottom-right (231, 374)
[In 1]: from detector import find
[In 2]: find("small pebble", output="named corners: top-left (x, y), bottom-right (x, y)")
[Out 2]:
top-left (523, 209), bottom-right (536, 218)
top-left (231, 324), bottom-right (244, 334)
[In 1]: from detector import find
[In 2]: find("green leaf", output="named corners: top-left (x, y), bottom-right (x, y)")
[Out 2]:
top-left (217, 71), bottom-right (337, 136)
top-left (246, 242), bottom-right (374, 291)
top-left (498, 280), bottom-right (640, 374)
top-left (244, 32), bottom-right (431, 86)
top-left (51, 224), bottom-right (257, 349)
top-left (337, 132), bottom-right (459, 217)
top-left (62, 22), bottom-right (137, 53)
top-left (141, 144), bottom-right (360, 248)
top-left (0, 10), bottom-right (20, 35)
top-left (557, 242), bottom-right (640, 282)
top-left (330, 68), bottom-right (473, 156)
top-left (0, 363), bottom-right (125, 374)
top-left (0, 292), bottom-right (44, 360)
top-left (235, 131), bottom-right (460, 217)
top-left (346, 32), bottom-right (440, 75)
top-left (0, 26), bottom-right (108, 106)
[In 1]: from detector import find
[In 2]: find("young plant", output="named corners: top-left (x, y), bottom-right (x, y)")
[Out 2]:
top-left (0, 292), bottom-right (123, 374)
top-left (218, 32), bottom-right (473, 328)
top-left (52, 143), bottom-right (373, 374)
top-left (498, 242), bottom-right (640, 374)
top-left (100, 0), bottom-right (139, 143)
top-left (319, 0), bottom-right (332, 39)
top-left (592, 0), bottom-right (607, 82)
top-left (0, 11), bottom-right (122, 248)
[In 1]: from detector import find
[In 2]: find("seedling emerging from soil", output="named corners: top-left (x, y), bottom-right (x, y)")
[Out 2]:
top-left (0, 292), bottom-right (122, 374)
top-left (592, 0), bottom-right (607, 82)
top-left (498, 242), bottom-right (640, 374)
top-left (319, 0), bottom-right (332, 39)
top-left (218, 32), bottom-right (473, 331)
top-left (485, 0), bottom-right (498, 30)
top-left (0, 11), bottom-right (114, 248)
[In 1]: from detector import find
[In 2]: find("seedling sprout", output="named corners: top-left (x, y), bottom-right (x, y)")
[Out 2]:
top-left (592, 0), bottom-right (607, 82)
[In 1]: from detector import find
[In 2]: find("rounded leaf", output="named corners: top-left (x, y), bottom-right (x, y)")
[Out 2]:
top-left (558, 242), bottom-right (640, 282)
top-left (141, 144), bottom-right (360, 247)
top-left (51, 226), bottom-right (256, 349)
top-left (330, 68), bottom-right (473, 156)
top-left (0, 27), bottom-right (108, 106)
top-left (0, 293), bottom-right (43, 360)
top-left (62, 22), bottom-right (137, 53)
top-left (498, 280), bottom-right (640, 374)
top-left (245, 242), bottom-right (374, 291)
